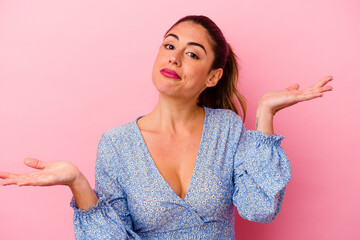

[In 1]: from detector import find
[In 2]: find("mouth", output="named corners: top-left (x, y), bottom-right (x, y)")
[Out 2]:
top-left (160, 68), bottom-right (181, 79)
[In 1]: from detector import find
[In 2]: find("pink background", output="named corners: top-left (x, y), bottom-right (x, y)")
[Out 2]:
top-left (1, 0), bottom-right (359, 239)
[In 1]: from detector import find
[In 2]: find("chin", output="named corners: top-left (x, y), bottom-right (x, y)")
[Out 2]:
top-left (152, 72), bottom-right (179, 92)
top-left (153, 82), bottom-right (176, 96)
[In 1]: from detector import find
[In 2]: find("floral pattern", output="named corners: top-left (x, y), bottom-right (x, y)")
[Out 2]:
top-left (71, 106), bottom-right (292, 239)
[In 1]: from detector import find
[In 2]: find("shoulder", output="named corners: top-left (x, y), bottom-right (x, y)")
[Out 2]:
top-left (101, 119), bottom-right (138, 142)
top-left (205, 107), bottom-right (243, 125)
top-left (203, 107), bottom-right (246, 149)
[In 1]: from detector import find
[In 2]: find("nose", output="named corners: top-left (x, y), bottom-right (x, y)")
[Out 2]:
top-left (169, 57), bottom-right (177, 65)
top-left (169, 51), bottom-right (181, 66)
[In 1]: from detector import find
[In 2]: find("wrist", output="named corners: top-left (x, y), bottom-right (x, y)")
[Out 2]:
top-left (255, 100), bottom-right (275, 134)
top-left (68, 172), bottom-right (98, 210)
top-left (68, 171), bottom-right (87, 191)
top-left (256, 101), bottom-right (275, 118)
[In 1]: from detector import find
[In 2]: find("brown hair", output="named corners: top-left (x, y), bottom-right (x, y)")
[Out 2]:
top-left (165, 15), bottom-right (247, 120)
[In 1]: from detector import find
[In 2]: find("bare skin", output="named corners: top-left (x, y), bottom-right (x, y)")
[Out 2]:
top-left (256, 75), bottom-right (333, 134)
top-left (0, 159), bottom-right (98, 209)
top-left (136, 102), bottom-right (205, 200)
top-left (0, 21), bottom-right (333, 209)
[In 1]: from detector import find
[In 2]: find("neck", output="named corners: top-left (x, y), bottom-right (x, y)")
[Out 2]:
top-left (147, 94), bottom-right (204, 134)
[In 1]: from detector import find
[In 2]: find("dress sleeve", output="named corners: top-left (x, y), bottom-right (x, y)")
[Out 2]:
top-left (70, 133), bottom-right (141, 240)
top-left (232, 119), bottom-right (292, 224)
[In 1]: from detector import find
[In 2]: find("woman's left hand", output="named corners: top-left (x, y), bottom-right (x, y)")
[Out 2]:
top-left (259, 75), bottom-right (334, 115)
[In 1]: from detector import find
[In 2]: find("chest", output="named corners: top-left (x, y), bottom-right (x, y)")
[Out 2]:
top-left (123, 133), bottom-right (235, 232)
top-left (140, 130), bottom-right (202, 200)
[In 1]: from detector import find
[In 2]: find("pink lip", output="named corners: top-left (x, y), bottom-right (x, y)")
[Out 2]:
top-left (160, 68), bottom-right (181, 79)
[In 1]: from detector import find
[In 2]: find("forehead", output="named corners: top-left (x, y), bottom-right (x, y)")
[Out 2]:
top-left (166, 21), bottom-right (213, 48)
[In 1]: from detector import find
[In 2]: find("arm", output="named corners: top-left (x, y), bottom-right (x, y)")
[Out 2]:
top-left (232, 75), bottom-right (334, 222)
top-left (232, 120), bottom-right (291, 223)
top-left (255, 75), bottom-right (333, 134)
top-left (71, 133), bottom-right (141, 239)
top-left (0, 158), bottom-right (98, 210)
top-left (69, 173), bottom-right (98, 210)
top-left (0, 135), bottom-right (141, 239)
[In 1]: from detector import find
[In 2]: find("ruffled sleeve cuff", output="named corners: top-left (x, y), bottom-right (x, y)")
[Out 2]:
top-left (70, 190), bottom-right (124, 222)
top-left (247, 130), bottom-right (284, 146)
top-left (70, 193), bottom-right (110, 215)
top-left (241, 131), bottom-right (291, 198)
top-left (70, 194), bottom-right (130, 239)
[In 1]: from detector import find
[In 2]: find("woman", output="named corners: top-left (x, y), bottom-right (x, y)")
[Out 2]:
top-left (0, 15), bottom-right (333, 239)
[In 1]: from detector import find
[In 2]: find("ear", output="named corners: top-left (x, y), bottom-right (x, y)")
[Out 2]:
top-left (205, 68), bottom-right (223, 87)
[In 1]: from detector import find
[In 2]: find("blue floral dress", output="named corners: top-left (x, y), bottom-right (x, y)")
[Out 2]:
top-left (71, 107), bottom-right (292, 239)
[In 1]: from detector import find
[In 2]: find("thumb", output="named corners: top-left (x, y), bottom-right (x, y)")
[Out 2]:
top-left (24, 158), bottom-right (46, 170)
top-left (286, 83), bottom-right (300, 91)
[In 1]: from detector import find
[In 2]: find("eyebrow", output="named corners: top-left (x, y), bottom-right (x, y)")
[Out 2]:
top-left (165, 33), bottom-right (207, 55)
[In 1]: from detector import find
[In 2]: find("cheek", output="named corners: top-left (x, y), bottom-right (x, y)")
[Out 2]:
top-left (152, 52), bottom-right (162, 79)
top-left (152, 66), bottom-right (160, 89)
top-left (187, 65), bottom-right (210, 83)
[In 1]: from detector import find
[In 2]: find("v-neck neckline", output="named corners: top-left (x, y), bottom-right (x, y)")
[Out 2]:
top-left (133, 106), bottom-right (208, 202)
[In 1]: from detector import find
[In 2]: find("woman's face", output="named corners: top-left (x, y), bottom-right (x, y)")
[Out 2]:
top-left (152, 21), bottom-right (222, 101)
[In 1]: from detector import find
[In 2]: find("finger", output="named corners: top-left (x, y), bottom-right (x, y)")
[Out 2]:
top-left (0, 172), bottom-right (10, 179)
top-left (1, 174), bottom-right (40, 186)
top-left (17, 181), bottom-right (32, 186)
top-left (295, 91), bottom-right (323, 102)
top-left (286, 83), bottom-right (300, 91)
top-left (319, 85), bottom-right (333, 92)
top-left (18, 174), bottom-right (54, 187)
top-left (302, 85), bottom-right (333, 95)
top-left (312, 75), bottom-right (333, 88)
top-left (0, 172), bottom-right (20, 179)
top-left (1, 178), bottom-right (22, 186)
top-left (24, 158), bottom-right (46, 170)
top-left (17, 176), bottom-right (38, 186)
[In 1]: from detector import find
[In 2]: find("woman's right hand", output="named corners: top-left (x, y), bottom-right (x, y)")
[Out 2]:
top-left (0, 158), bottom-right (81, 188)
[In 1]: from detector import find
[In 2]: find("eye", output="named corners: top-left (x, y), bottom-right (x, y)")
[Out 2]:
top-left (187, 52), bottom-right (199, 59)
top-left (163, 44), bottom-right (174, 50)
